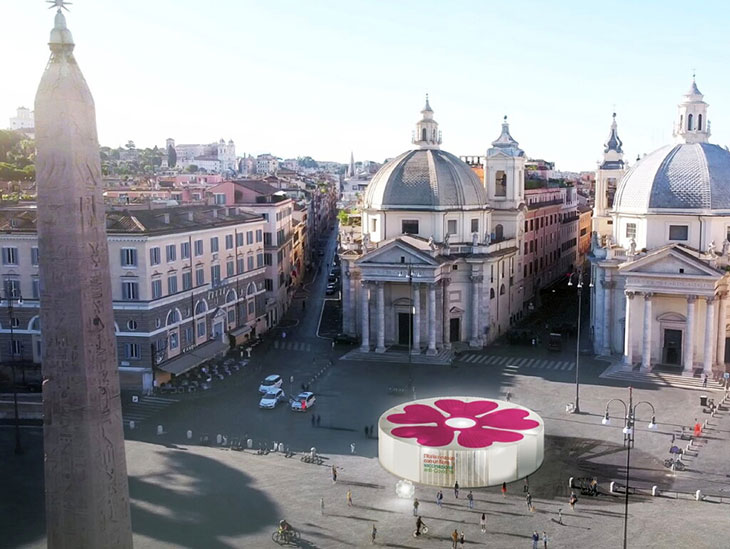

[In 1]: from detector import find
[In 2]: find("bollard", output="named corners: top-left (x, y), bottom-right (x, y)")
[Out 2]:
top-left (695, 489), bottom-right (702, 501)
top-left (652, 486), bottom-right (660, 497)
top-left (272, 441), bottom-right (278, 451)
top-left (129, 420), bottom-right (135, 430)
top-left (278, 442), bottom-right (284, 452)
top-left (216, 434), bottom-right (222, 445)
top-left (187, 430), bottom-right (192, 440)
top-left (222, 435), bottom-right (227, 446)
top-left (310, 447), bottom-right (317, 459)
top-left (247, 438), bottom-right (253, 449)
top-left (568, 477), bottom-right (574, 489)
top-left (610, 481), bottom-right (616, 493)
top-left (157, 425), bottom-right (163, 436)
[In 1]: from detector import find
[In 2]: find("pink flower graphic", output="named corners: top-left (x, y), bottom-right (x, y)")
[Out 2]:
top-left (386, 398), bottom-right (539, 448)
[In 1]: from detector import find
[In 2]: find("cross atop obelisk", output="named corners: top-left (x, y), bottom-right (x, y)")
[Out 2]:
top-left (35, 2), bottom-right (133, 547)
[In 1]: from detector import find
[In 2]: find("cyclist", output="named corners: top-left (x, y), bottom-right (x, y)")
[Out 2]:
top-left (278, 519), bottom-right (292, 539)
top-left (415, 516), bottom-right (426, 536)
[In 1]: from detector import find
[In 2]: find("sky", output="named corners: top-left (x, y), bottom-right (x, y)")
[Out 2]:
top-left (3, 0), bottom-right (730, 171)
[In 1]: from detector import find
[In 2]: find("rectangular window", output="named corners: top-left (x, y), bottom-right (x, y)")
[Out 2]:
top-left (181, 241), bottom-right (191, 260)
top-left (401, 220), bottom-right (419, 235)
top-left (226, 260), bottom-right (234, 278)
top-left (277, 229), bottom-right (285, 246)
top-left (124, 343), bottom-right (140, 359)
top-left (197, 321), bottom-right (206, 338)
top-left (626, 223), bottom-right (637, 239)
top-left (182, 270), bottom-right (192, 290)
top-left (151, 279), bottom-right (163, 299)
top-left (3, 278), bottom-right (20, 298)
top-left (256, 229), bottom-right (263, 242)
top-left (277, 250), bottom-right (283, 264)
top-left (195, 267), bottom-right (205, 286)
top-left (32, 277), bottom-right (40, 299)
top-left (248, 300), bottom-right (255, 314)
top-left (247, 231), bottom-right (254, 244)
top-left (237, 257), bottom-right (244, 273)
top-left (31, 247), bottom-right (39, 266)
top-left (2, 247), bottom-right (18, 265)
top-left (214, 193), bottom-right (226, 205)
top-left (210, 237), bottom-right (219, 253)
top-left (194, 239), bottom-right (204, 256)
top-left (264, 233), bottom-right (272, 246)
top-left (184, 326), bottom-right (194, 344)
top-left (227, 309), bottom-right (235, 324)
top-left (166, 244), bottom-right (176, 262)
top-left (247, 256), bottom-right (255, 271)
top-left (169, 332), bottom-right (179, 350)
top-left (447, 220), bottom-right (457, 235)
top-left (264, 253), bottom-right (272, 266)
top-left (120, 248), bottom-right (137, 267)
top-left (122, 280), bottom-right (139, 301)
top-left (168, 274), bottom-right (178, 294)
top-left (256, 253), bottom-right (264, 268)
top-left (236, 232), bottom-right (244, 247)
top-left (264, 279), bottom-right (273, 291)
top-left (225, 234), bottom-right (234, 250)
top-left (668, 225), bottom-right (688, 241)
top-left (149, 247), bottom-right (161, 266)
top-left (211, 264), bottom-right (221, 286)
top-left (471, 219), bottom-right (479, 234)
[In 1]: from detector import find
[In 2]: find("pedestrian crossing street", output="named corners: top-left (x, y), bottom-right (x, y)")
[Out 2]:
top-left (123, 395), bottom-right (179, 426)
top-left (273, 340), bottom-right (313, 352)
top-left (458, 353), bottom-right (575, 371)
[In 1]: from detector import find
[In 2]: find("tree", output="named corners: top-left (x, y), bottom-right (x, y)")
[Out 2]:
top-left (125, 140), bottom-right (136, 151)
top-left (167, 144), bottom-right (177, 168)
top-left (186, 164), bottom-right (198, 173)
top-left (297, 156), bottom-right (319, 169)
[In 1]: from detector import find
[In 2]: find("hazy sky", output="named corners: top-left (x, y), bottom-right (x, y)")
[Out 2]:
top-left (4, 0), bottom-right (730, 171)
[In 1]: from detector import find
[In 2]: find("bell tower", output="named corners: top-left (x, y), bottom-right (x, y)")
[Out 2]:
top-left (484, 116), bottom-right (525, 210)
top-left (674, 78), bottom-right (710, 144)
top-left (412, 95), bottom-right (441, 150)
top-left (593, 112), bottom-right (625, 238)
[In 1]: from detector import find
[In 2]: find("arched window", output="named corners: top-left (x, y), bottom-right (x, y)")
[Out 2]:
top-left (490, 288), bottom-right (495, 299)
top-left (194, 299), bottom-right (208, 316)
top-left (28, 316), bottom-right (41, 332)
top-left (495, 224), bottom-right (504, 241)
top-left (500, 284), bottom-right (506, 295)
top-left (698, 114), bottom-right (703, 131)
top-left (225, 289), bottom-right (237, 303)
top-left (246, 282), bottom-right (256, 296)
top-left (687, 113), bottom-right (693, 131)
top-left (421, 128), bottom-right (427, 141)
top-left (166, 309), bottom-right (181, 326)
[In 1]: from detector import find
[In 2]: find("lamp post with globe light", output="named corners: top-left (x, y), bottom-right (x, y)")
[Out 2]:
top-left (601, 386), bottom-right (658, 549)
top-left (567, 266), bottom-right (592, 413)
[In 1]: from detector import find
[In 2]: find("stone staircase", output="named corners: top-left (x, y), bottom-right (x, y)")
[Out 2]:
top-left (601, 363), bottom-right (727, 392)
top-left (340, 347), bottom-right (454, 365)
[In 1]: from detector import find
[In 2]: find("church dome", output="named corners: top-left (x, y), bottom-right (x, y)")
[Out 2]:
top-left (363, 149), bottom-right (488, 210)
top-left (363, 98), bottom-right (488, 211)
top-left (613, 142), bottom-right (730, 214)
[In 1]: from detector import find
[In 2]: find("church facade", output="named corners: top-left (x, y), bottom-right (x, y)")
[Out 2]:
top-left (340, 99), bottom-right (527, 352)
top-left (590, 81), bottom-right (730, 376)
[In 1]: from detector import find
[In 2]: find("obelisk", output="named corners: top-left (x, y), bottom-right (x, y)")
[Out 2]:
top-left (34, 3), bottom-right (133, 547)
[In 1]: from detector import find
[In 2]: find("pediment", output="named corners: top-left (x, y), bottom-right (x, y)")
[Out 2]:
top-left (656, 312), bottom-right (686, 322)
top-left (355, 238), bottom-right (439, 267)
top-left (618, 245), bottom-right (721, 279)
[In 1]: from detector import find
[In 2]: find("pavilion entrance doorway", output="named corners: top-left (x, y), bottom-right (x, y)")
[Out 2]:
top-left (662, 329), bottom-right (682, 366)
top-left (450, 318), bottom-right (460, 343)
top-left (398, 312), bottom-right (413, 345)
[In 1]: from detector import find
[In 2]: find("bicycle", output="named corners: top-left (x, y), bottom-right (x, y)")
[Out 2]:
top-left (272, 528), bottom-right (301, 545)
top-left (412, 525), bottom-right (429, 538)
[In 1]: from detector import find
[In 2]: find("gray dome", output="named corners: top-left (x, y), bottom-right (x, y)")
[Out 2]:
top-left (364, 149), bottom-right (488, 211)
top-left (614, 142), bottom-right (730, 214)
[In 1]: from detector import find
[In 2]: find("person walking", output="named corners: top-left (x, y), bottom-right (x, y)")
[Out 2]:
top-left (523, 476), bottom-right (529, 493)
top-left (526, 491), bottom-right (533, 512)
top-left (532, 531), bottom-right (539, 549)
top-left (332, 465), bottom-right (337, 483)
top-left (569, 491), bottom-right (577, 510)
top-left (542, 531), bottom-right (549, 549)
top-left (480, 513), bottom-right (487, 534)
top-left (413, 498), bottom-right (419, 516)
top-left (501, 482), bottom-right (507, 498)
top-left (557, 508), bottom-right (563, 524)
top-left (454, 481), bottom-right (460, 498)
top-left (364, 426), bottom-right (369, 438)
top-left (350, 442), bottom-right (356, 454)
top-left (311, 414), bottom-right (315, 427)
top-left (436, 490), bottom-right (443, 508)
top-left (316, 414), bottom-right (321, 427)
top-left (466, 490), bottom-right (474, 509)
top-left (451, 529), bottom-right (459, 549)
top-left (459, 531), bottom-right (465, 547)
top-left (320, 497), bottom-right (325, 515)
top-left (346, 489), bottom-right (353, 507)
top-left (703, 373), bottom-right (708, 387)
top-left (371, 524), bottom-right (377, 544)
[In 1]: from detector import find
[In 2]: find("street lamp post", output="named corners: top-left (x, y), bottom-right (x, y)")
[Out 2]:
top-left (399, 264), bottom-right (419, 400)
top-left (601, 386), bottom-right (658, 549)
top-left (4, 290), bottom-right (24, 455)
top-left (567, 267), bottom-right (592, 413)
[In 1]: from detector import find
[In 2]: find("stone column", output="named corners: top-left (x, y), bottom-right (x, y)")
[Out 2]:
top-left (641, 292), bottom-right (653, 371)
top-left (623, 291), bottom-right (635, 367)
top-left (375, 281), bottom-right (386, 353)
top-left (703, 295), bottom-right (716, 375)
top-left (442, 279), bottom-right (451, 349)
top-left (716, 292), bottom-right (727, 372)
top-left (601, 281), bottom-right (614, 355)
top-left (360, 281), bottom-right (370, 352)
top-left (469, 275), bottom-right (482, 347)
top-left (427, 283), bottom-right (438, 356)
top-left (683, 295), bottom-right (697, 375)
top-left (411, 283), bottom-right (421, 354)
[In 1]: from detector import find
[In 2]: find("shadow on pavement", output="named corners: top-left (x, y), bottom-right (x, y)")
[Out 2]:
top-left (129, 449), bottom-right (279, 548)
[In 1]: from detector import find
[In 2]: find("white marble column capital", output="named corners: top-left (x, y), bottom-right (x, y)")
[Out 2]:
top-left (705, 295), bottom-right (716, 304)
top-left (625, 290), bottom-right (635, 300)
top-left (642, 292), bottom-right (654, 301)
top-left (687, 294), bottom-right (697, 303)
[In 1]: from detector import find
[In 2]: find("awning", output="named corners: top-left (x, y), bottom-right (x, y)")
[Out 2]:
top-left (156, 340), bottom-right (229, 376)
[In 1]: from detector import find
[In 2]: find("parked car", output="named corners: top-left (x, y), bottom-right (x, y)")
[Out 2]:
top-left (328, 275), bottom-right (339, 284)
top-left (258, 374), bottom-right (283, 394)
top-left (548, 332), bottom-right (563, 352)
top-left (334, 333), bottom-right (358, 345)
top-left (291, 391), bottom-right (316, 412)
top-left (326, 283), bottom-right (337, 295)
top-left (259, 388), bottom-right (286, 409)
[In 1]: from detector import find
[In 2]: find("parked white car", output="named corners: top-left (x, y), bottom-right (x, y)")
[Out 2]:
top-left (258, 374), bottom-right (282, 394)
top-left (259, 388), bottom-right (286, 409)
top-left (291, 392), bottom-right (316, 412)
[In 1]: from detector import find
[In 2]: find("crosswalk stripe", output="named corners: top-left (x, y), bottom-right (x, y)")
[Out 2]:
top-left (556, 361), bottom-right (567, 369)
top-left (477, 355), bottom-right (489, 364)
top-left (523, 359), bottom-right (534, 367)
top-left (535, 360), bottom-right (548, 368)
top-left (561, 362), bottom-right (571, 370)
top-left (465, 354), bottom-right (477, 363)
